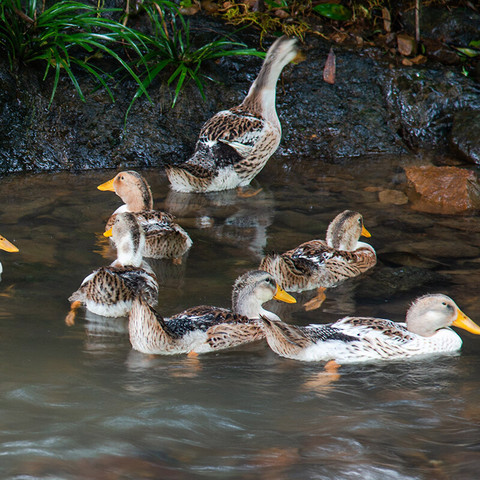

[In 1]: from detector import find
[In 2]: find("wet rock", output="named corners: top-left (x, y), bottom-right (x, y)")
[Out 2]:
top-left (421, 38), bottom-right (462, 66)
top-left (382, 67), bottom-right (480, 150)
top-left (411, 239), bottom-right (480, 260)
top-left (378, 189), bottom-right (408, 205)
top-left (450, 110), bottom-right (480, 165)
top-left (0, 12), bottom-right (478, 175)
top-left (404, 165), bottom-right (480, 214)
top-left (356, 265), bottom-right (450, 300)
top-left (401, 7), bottom-right (480, 48)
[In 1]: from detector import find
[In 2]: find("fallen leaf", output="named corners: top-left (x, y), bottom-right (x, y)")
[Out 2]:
top-left (410, 54), bottom-right (427, 65)
top-left (323, 48), bottom-right (336, 85)
top-left (382, 7), bottom-right (391, 33)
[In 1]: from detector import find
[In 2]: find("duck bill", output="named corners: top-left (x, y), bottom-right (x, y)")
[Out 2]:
top-left (273, 285), bottom-right (296, 304)
top-left (361, 225), bottom-right (371, 238)
top-left (0, 236), bottom-right (19, 252)
top-left (452, 310), bottom-right (480, 335)
top-left (103, 228), bottom-right (113, 238)
top-left (292, 51), bottom-right (306, 64)
top-left (97, 177), bottom-right (116, 192)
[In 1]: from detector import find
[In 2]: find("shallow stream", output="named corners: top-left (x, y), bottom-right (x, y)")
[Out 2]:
top-left (0, 155), bottom-right (479, 479)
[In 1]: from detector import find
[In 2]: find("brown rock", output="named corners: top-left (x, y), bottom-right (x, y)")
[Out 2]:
top-left (397, 33), bottom-right (416, 56)
top-left (378, 189), bottom-right (408, 205)
top-left (404, 165), bottom-right (480, 214)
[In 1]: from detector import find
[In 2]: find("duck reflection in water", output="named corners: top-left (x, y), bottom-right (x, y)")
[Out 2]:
top-left (164, 184), bottom-right (275, 261)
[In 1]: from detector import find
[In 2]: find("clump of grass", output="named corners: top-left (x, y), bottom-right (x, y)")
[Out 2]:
top-left (0, 0), bottom-right (149, 105)
top-left (128, 0), bottom-right (265, 112)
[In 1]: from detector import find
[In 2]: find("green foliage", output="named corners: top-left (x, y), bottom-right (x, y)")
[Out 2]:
top-left (0, 0), bottom-right (263, 113)
top-left (0, 0), bottom-right (149, 105)
top-left (130, 1), bottom-right (264, 112)
top-left (312, 4), bottom-right (352, 21)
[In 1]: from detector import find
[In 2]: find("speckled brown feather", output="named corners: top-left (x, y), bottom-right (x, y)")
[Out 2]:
top-left (69, 266), bottom-right (158, 308)
top-left (166, 36), bottom-right (299, 193)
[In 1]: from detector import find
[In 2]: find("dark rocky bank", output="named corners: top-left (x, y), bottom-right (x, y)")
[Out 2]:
top-left (0, 7), bottom-right (479, 175)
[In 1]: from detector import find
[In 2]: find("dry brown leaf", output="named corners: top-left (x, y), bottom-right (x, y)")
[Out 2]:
top-left (323, 48), bottom-right (336, 85)
top-left (410, 54), bottom-right (427, 65)
top-left (382, 7), bottom-right (391, 33)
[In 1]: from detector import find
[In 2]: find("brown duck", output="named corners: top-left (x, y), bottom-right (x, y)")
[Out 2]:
top-left (66, 212), bottom-right (158, 324)
top-left (166, 36), bottom-right (300, 193)
top-left (128, 270), bottom-right (296, 355)
top-left (98, 171), bottom-right (192, 263)
top-left (259, 210), bottom-right (376, 309)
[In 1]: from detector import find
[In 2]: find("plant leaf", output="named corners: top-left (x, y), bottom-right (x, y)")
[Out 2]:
top-left (313, 4), bottom-right (352, 21)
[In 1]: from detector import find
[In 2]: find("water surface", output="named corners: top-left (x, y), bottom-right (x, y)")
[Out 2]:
top-left (0, 155), bottom-right (479, 479)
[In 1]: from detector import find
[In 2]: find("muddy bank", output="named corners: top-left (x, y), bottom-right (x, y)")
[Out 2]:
top-left (0, 10), bottom-right (479, 175)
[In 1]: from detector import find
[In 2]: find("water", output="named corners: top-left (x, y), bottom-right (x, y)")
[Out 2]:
top-left (0, 155), bottom-right (479, 479)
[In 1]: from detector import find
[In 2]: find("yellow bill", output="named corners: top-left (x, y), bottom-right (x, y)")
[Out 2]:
top-left (103, 228), bottom-right (113, 238)
top-left (361, 225), bottom-right (371, 238)
top-left (0, 235), bottom-right (19, 253)
top-left (274, 285), bottom-right (296, 304)
top-left (292, 51), bottom-right (306, 64)
top-left (97, 177), bottom-right (116, 192)
top-left (452, 309), bottom-right (480, 335)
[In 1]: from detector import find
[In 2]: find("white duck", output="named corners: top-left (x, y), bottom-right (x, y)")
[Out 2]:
top-left (260, 294), bottom-right (480, 363)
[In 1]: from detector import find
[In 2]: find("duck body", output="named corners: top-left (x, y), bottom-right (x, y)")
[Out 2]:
top-left (260, 211), bottom-right (376, 291)
top-left (261, 294), bottom-right (480, 363)
top-left (70, 265), bottom-right (158, 318)
top-left (128, 270), bottom-right (297, 355)
top-left (98, 171), bottom-right (192, 261)
top-left (68, 213), bottom-right (158, 319)
top-left (166, 36), bottom-right (299, 193)
top-left (129, 299), bottom-right (264, 355)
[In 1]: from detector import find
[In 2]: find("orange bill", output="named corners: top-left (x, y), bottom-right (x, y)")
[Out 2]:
top-left (103, 228), bottom-right (113, 238)
top-left (452, 309), bottom-right (480, 335)
top-left (274, 285), bottom-right (297, 304)
top-left (0, 235), bottom-right (19, 253)
top-left (97, 177), bottom-right (116, 192)
top-left (361, 225), bottom-right (371, 238)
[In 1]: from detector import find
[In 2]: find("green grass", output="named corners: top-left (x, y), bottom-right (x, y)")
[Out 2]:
top-left (0, 0), bottom-right (149, 105)
top-left (128, 1), bottom-right (265, 112)
top-left (0, 0), bottom-right (264, 114)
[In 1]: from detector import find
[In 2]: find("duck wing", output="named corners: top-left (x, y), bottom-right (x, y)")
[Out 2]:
top-left (168, 305), bottom-right (263, 351)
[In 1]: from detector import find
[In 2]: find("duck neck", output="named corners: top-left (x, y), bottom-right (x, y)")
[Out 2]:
top-left (241, 63), bottom-right (283, 126)
top-left (115, 235), bottom-right (144, 268)
top-left (122, 183), bottom-right (153, 213)
top-left (129, 300), bottom-right (173, 352)
top-left (233, 290), bottom-right (278, 320)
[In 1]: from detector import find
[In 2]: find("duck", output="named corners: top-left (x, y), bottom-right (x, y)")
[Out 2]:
top-left (165, 35), bottom-right (300, 193)
top-left (128, 270), bottom-right (297, 355)
top-left (98, 171), bottom-right (192, 263)
top-left (260, 294), bottom-right (480, 363)
top-left (66, 212), bottom-right (158, 324)
top-left (0, 234), bottom-right (19, 275)
top-left (259, 210), bottom-right (376, 309)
